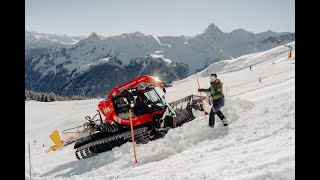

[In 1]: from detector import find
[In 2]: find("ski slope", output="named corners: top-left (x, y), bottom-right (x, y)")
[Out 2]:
top-left (25, 42), bottom-right (295, 180)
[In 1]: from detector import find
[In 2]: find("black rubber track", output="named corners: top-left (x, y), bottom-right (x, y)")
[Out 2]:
top-left (75, 127), bottom-right (151, 159)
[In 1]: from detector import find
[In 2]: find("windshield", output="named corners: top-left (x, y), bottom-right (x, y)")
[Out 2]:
top-left (140, 88), bottom-right (165, 113)
top-left (113, 87), bottom-right (165, 118)
top-left (143, 89), bottom-right (162, 103)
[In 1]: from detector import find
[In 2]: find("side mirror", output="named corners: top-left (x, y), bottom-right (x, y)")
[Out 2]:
top-left (85, 116), bottom-right (91, 121)
top-left (162, 88), bottom-right (166, 100)
top-left (163, 88), bottom-right (166, 93)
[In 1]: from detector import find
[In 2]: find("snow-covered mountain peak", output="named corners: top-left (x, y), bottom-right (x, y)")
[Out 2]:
top-left (204, 23), bottom-right (223, 34)
top-left (120, 31), bottom-right (145, 37)
top-left (25, 30), bottom-right (86, 49)
top-left (231, 28), bottom-right (251, 33)
top-left (74, 32), bottom-right (101, 47)
top-left (256, 30), bottom-right (278, 37)
top-left (88, 32), bottom-right (100, 40)
top-left (228, 28), bottom-right (254, 40)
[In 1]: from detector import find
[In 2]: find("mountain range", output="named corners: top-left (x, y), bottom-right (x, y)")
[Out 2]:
top-left (25, 23), bottom-right (294, 97)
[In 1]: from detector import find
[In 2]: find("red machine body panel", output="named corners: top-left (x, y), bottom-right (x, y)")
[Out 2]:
top-left (107, 75), bottom-right (165, 99)
top-left (98, 75), bottom-right (166, 127)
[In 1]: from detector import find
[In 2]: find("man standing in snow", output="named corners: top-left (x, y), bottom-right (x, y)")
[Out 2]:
top-left (198, 73), bottom-right (228, 128)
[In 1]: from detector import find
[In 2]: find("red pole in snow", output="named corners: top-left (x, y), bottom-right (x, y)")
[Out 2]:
top-left (196, 76), bottom-right (207, 120)
top-left (129, 109), bottom-right (138, 164)
top-left (287, 45), bottom-right (292, 58)
top-left (288, 48), bottom-right (292, 58)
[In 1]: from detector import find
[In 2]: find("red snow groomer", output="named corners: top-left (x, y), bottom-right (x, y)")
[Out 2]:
top-left (73, 75), bottom-right (204, 159)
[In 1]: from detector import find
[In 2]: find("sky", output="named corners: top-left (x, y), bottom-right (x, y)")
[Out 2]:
top-left (25, 42), bottom-right (295, 179)
top-left (25, 0), bottom-right (295, 37)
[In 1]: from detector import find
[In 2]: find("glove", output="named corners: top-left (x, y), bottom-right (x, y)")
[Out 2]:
top-left (198, 88), bottom-right (204, 92)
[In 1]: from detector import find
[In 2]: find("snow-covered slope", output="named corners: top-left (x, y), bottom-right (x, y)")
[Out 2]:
top-left (25, 42), bottom-right (295, 179)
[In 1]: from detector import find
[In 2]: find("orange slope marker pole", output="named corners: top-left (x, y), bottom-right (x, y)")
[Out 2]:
top-left (196, 76), bottom-right (207, 120)
top-left (129, 109), bottom-right (138, 164)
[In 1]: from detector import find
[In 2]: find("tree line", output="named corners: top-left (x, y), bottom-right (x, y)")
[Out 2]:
top-left (25, 90), bottom-right (90, 102)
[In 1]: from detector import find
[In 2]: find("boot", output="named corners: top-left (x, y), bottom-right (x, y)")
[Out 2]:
top-left (221, 119), bottom-right (228, 126)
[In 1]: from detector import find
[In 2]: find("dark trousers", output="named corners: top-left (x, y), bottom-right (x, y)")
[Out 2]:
top-left (209, 96), bottom-right (226, 126)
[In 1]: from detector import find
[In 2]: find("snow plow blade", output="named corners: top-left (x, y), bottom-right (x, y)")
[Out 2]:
top-left (166, 95), bottom-right (205, 128)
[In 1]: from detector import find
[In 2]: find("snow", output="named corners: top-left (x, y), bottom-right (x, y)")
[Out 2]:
top-left (98, 57), bottom-right (110, 62)
top-left (27, 30), bottom-right (85, 45)
top-left (25, 42), bottom-right (295, 179)
top-left (150, 35), bottom-right (171, 48)
top-left (162, 58), bottom-right (172, 64)
top-left (59, 40), bottom-right (79, 45)
top-left (34, 34), bottom-right (46, 39)
top-left (78, 57), bottom-right (110, 72)
top-left (151, 35), bottom-right (162, 45)
top-left (149, 54), bottom-right (172, 64)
